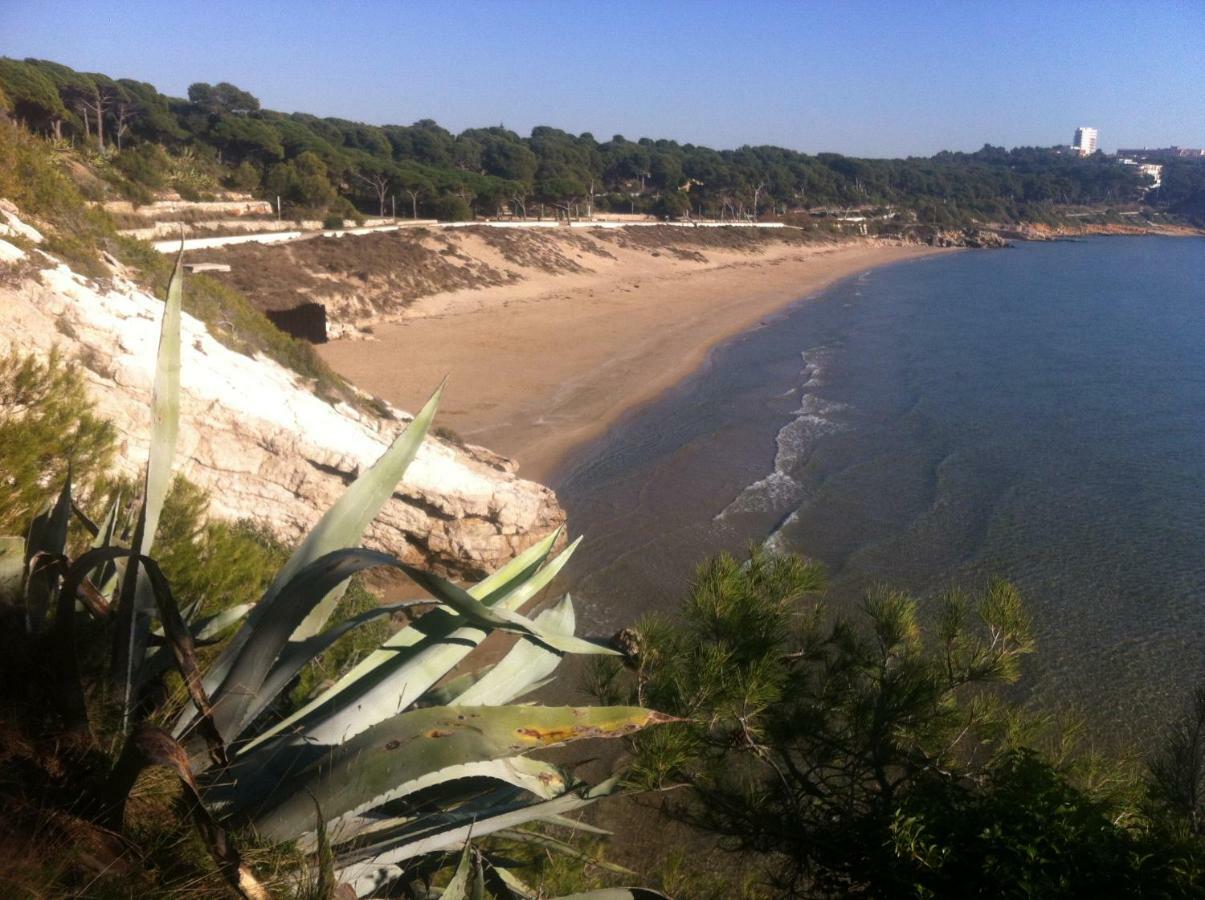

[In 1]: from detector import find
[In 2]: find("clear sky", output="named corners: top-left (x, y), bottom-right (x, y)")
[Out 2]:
top-left (2, 0), bottom-right (1202, 157)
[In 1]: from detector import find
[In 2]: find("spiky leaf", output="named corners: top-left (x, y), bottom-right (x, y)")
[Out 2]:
top-left (247, 706), bottom-right (665, 841)
top-left (112, 248), bottom-right (183, 719)
top-left (241, 533), bottom-right (576, 751)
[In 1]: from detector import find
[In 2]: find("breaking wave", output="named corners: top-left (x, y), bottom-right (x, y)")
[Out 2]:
top-left (715, 348), bottom-right (846, 520)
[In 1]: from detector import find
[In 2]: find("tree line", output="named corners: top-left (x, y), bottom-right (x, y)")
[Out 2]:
top-left (1, 56), bottom-right (1190, 226)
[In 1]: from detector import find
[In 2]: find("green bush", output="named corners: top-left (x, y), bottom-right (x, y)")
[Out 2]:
top-left (0, 119), bottom-right (116, 275)
top-left (110, 143), bottom-right (172, 192)
top-left (264, 150), bottom-right (336, 215)
top-left (593, 547), bottom-right (1205, 896)
top-left (153, 477), bottom-right (288, 617)
top-left (226, 159), bottom-right (261, 192)
top-left (887, 748), bottom-right (1203, 897)
top-left (430, 193), bottom-right (473, 222)
top-left (325, 196), bottom-right (365, 229)
top-left (0, 349), bottom-right (115, 534)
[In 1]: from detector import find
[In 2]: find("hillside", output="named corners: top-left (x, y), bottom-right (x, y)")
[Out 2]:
top-left (0, 201), bottom-right (564, 579)
top-left (3, 56), bottom-right (1202, 231)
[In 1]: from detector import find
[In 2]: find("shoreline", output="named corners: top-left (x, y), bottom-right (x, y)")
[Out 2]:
top-left (317, 240), bottom-right (949, 483)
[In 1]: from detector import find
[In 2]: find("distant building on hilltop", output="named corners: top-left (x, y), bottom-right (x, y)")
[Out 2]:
top-left (1138, 164), bottom-right (1164, 188)
top-left (1119, 157), bottom-right (1165, 190)
top-left (1073, 127), bottom-right (1099, 156)
top-left (1115, 146), bottom-right (1205, 161)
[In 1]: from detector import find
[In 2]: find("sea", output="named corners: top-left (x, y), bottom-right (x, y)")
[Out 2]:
top-left (550, 236), bottom-right (1205, 747)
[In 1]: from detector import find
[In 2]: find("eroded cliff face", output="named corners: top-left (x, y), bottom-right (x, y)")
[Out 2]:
top-left (0, 203), bottom-right (565, 579)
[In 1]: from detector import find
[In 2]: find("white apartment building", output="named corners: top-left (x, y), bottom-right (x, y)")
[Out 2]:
top-left (1073, 127), bottom-right (1099, 156)
top-left (1138, 163), bottom-right (1163, 188)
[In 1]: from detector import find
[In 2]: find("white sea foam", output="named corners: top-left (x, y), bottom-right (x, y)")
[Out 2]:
top-left (715, 349), bottom-right (847, 520)
top-left (764, 508), bottom-right (801, 555)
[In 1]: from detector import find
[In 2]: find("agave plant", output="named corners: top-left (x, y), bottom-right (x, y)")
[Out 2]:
top-left (3, 249), bottom-right (670, 897)
top-left (432, 840), bottom-right (669, 900)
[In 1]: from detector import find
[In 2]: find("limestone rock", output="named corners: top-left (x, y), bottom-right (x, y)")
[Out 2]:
top-left (927, 227), bottom-right (1011, 249)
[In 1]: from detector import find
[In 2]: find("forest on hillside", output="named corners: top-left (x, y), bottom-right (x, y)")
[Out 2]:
top-left (3, 56), bottom-right (1202, 227)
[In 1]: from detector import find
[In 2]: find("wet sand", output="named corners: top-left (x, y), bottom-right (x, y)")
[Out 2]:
top-left (317, 240), bottom-right (946, 482)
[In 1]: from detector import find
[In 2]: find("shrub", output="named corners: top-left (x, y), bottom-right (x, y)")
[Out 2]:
top-left (595, 548), bottom-right (1205, 896)
top-left (110, 144), bottom-right (172, 192)
top-left (326, 196), bottom-right (363, 228)
top-left (430, 194), bottom-right (473, 222)
top-left (264, 151), bottom-right (336, 215)
top-left (0, 349), bottom-right (115, 534)
top-left (0, 119), bottom-right (116, 274)
top-left (226, 159), bottom-right (261, 192)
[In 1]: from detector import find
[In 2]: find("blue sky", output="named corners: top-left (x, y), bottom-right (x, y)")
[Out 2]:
top-left (2, 0), bottom-right (1201, 157)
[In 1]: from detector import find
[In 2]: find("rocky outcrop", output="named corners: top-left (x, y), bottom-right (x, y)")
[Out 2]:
top-left (0, 205), bottom-right (565, 580)
top-left (102, 193), bottom-right (274, 219)
top-left (926, 228), bottom-right (1011, 249)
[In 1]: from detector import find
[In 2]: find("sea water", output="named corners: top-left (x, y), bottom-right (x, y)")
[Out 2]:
top-left (552, 237), bottom-right (1205, 745)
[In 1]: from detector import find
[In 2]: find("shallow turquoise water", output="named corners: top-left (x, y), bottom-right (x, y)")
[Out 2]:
top-left (552, 237), bottom-right (1205, 745)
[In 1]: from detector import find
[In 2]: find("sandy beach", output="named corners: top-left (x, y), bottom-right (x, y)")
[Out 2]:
top-left (317, 238), bottom-right (947, 483)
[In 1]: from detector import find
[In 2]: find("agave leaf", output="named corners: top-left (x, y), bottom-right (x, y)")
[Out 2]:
top-left (104, 723), bottom-right (269, 900)
top-left (24, 473), bottom-right (72, 632)
top-left (195, 602), bottom-right (254, 642)
top-left (207, 549), bottom-right (402, 743)
top-left (294, 530), bottom-right (564, 711)
top-left (472, 526), bottom-right (566, 605)
top-left (247, 706), bottom-right (664, 842)
top-left (392, 552), bottom-right (614, 657)
top-left (241, 533), bottom-right (575, 752)
top-left (112, 247), bottom-right (183, 721)
top-left (490, 864), bottom-right (537, 899)
top-left (142, 601), bottom-right (255, 689)
top-left (413, 668), bottom-right (494, 708)
top-left (452, 597), bottom-right (574, 706)
top-left (236, 599), bottom-right (424, 736)
top-left (70, 500), bottom-right (99, 536)
top-left (314, 756), bottom-right (567, 851)
top-left (440, 842), bottom-right (480, 900)
top-left (87, 494), bottom-right (123, 602)
top-left (50, 525), bottom-right (90, 741)
top-left (335, 778), bottom-right (622, 895)
top-left (272, 383), bottom-right (443, 641)
top-left (196, 383), bottom-right (442, 709)
top-left (72, 546), bottom-right (228, 765)
top-left (537, 814), bottom-right (611, 835)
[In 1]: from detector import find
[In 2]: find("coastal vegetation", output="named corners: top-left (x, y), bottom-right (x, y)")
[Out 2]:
top-left (591, 549), bottom-right (1205, 896)
top-left (3, 57), bottom-right (1199, 230)
top-left (7, 321), bottom-right (1205, 895)
top-left (0, 115), bottom-right (365, 405)
top-left (0, 258), bottom-right (670, 897)
top-left (3, 51), bottom-right (1205, 900)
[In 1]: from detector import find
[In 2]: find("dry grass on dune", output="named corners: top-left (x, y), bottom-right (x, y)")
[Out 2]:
top-left (187, 224), bottom-right (835, 320)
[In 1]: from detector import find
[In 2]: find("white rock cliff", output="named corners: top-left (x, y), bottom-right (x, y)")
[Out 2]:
top-left (0, 203), bottom-right (565, 578)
